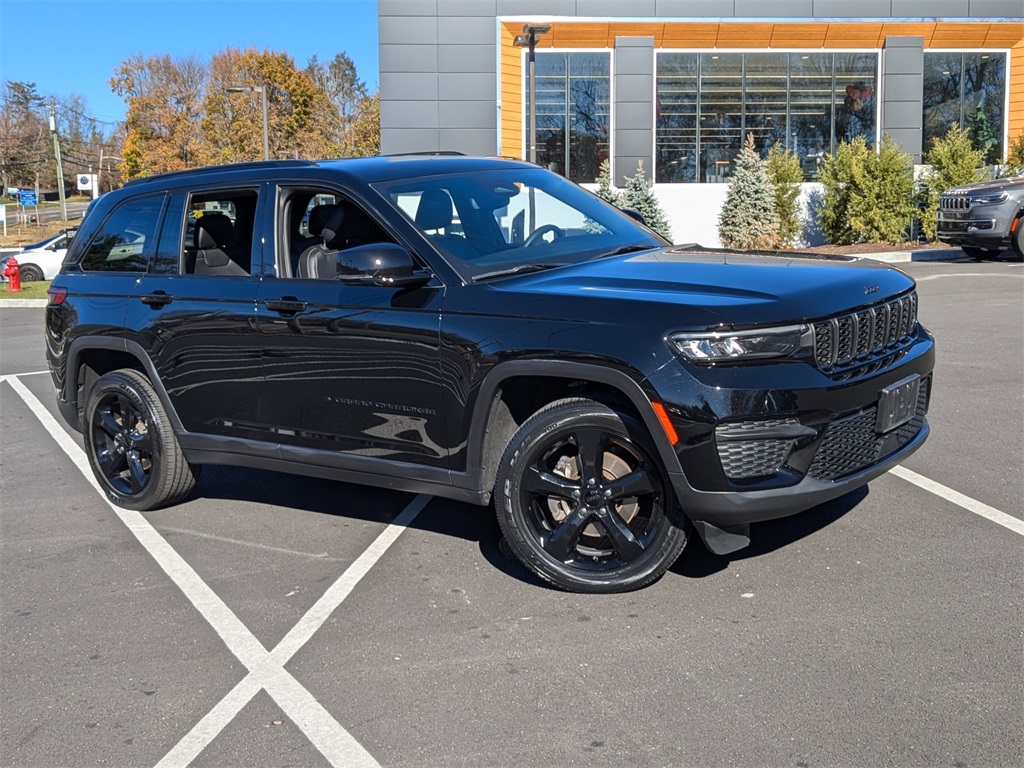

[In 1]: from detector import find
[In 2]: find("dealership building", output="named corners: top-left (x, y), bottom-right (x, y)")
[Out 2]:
top-left (378, 1), bottom-right (1023, 245)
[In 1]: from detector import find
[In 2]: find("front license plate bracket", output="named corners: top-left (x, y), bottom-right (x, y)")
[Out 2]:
top-left (876, 374), bottom-right (921, 433)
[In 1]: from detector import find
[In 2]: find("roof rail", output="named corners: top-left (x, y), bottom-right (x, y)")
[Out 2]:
top-left (123, 159), bottom-right (318, 186)
top-left (380, 151), bottom-right (466, 158)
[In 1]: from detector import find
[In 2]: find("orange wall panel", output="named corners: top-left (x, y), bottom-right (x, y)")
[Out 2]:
top-left (715, 23), bottom-right (775, 48)
top-left (823, 24), bottom-right (882, 48)
top-left (770, 24), bottom-right (828, 48)
top-left (929, 23), bottom-right (990, 47)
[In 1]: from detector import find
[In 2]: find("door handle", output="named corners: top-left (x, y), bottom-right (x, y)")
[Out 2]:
top-left (140, 290), bottom-right (173, 306)
top-left (263, 298), bottom-right (308, 314)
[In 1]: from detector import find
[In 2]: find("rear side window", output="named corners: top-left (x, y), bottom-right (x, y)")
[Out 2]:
top-left (80, 196), bottom-right (163, 272)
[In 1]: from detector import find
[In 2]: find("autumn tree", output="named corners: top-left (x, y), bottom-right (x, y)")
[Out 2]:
top-left (0, 81), bottom-right (48, 193)
top-left (201, 47), bottom-right (339, 164)
top-left (111, 53), bottom-right (206, 179)
top-left (305, 52), bottom-right (367, 146)
top-left (345, 92), bottom-right (379, 157)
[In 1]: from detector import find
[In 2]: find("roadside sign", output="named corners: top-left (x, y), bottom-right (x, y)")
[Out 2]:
top-left (19, 191), bottom-right (37, 207)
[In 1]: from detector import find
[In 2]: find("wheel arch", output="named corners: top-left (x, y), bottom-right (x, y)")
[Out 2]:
top-left (461, 359), bottom-right (682, 501)
top-left (65, 337), bottom-right (183, 433)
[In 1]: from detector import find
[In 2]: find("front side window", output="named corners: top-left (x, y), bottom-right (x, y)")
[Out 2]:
top-left (80, 195), bottom-right (162, 272)
top-left (376, 168), bottom-right (664, 281)
top-left (656, 51), bottom-right (878, 183)
top-left (923, 52), bottom-right (1006, 163)
top-left (525, 52), bottom-right (611, 183)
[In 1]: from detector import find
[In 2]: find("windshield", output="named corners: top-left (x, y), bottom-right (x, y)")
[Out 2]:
top-left (374, 168), bottom-right (667, 280)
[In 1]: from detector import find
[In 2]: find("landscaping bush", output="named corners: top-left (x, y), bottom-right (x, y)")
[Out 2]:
top-left (819, 135), bottom-right (916, 245)
top-left (718, 135), bottom-right (780, 250)
top-left (919, 125), bottom-right (983, 241)
top-left (622, 161), bottom-right (672, 240)
top-left (766, 146), bottom-right (804, 248)
top-left (594, 158), bottom-right (623, 207)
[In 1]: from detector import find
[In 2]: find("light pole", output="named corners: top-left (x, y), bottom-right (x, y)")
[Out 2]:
top-left (226, 85), bottom-right (269, 161)
top-left (513, 24), bottom-right (551, 165)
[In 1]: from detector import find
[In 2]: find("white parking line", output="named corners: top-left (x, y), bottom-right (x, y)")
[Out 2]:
top-left (890, 466), bottom-right (1024, 536)
top-left (4, 374), bottom-right (429, 767)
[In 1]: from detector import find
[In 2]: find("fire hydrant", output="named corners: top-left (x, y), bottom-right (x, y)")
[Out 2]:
top-left (3, 257), bottom-right (21, 292)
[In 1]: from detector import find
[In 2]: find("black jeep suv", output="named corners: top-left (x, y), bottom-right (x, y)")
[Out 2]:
top-left (45, 156), bottom-right (934, 592)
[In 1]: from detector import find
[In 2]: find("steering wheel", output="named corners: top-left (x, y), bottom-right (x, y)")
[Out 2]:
top-left (523, 224), bottom-right (565, 247)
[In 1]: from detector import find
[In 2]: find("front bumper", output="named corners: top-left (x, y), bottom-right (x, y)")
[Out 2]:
top-left (646, 330), bottom-right (935, 553)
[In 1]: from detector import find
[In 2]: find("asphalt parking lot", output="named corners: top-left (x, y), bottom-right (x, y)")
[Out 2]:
top-left (1, 258), bottom-right (1021, 768)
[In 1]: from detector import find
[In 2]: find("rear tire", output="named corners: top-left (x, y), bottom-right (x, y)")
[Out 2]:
top-left (83, 369), bottom-right (199, 511)
top-left (494, 398), bottom-right (689, 593)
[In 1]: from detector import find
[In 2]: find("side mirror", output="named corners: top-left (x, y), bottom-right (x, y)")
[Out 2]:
top-left (621, 208), bottom-right (647, 226)
top-left (336, 242), bottom-right (431, 288)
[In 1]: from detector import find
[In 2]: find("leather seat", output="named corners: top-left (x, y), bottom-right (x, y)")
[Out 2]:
top-left (194, 214), bottom-right (247, 276)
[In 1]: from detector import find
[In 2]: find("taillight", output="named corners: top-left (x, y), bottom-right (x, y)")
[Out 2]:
top-left (47, 286), bottom-right (67, 305)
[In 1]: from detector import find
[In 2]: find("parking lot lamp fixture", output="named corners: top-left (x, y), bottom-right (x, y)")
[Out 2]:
top-left (225, 85), bottom-right (269, 161)
top-left (514, 24), bottom-right (551, 165)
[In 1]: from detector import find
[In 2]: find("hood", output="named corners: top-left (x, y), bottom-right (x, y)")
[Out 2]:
top-left (943, 176), bottom-right (1024, 196)
top-left (503, 246), bottom-right (916, 329)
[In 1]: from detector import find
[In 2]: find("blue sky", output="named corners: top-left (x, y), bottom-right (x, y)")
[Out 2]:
top-left (0, 0), bottom-right (380, 127)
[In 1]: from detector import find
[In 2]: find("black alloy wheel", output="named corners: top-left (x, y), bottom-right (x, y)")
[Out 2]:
top-left (495, 398), bottom-right (689, 593)
top-left (84, 369), bottom-right (199, 510)
top-left (1013, 218), bottom-right (1024, 261)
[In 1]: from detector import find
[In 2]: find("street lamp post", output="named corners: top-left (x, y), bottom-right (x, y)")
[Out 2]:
top-left (513, 24), bottom-right (551, 165)
top-left (226, 85), bottom-right (269, 161)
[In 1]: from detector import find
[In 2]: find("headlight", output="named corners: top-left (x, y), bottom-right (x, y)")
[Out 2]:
top-left (969, 191), bottom-right (1007, 206)
top-left (669, 324), bottom-right (813, 364)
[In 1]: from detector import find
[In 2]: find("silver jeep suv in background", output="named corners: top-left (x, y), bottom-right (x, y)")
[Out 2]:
top-left (936, 176), bottom-right (1024, 260)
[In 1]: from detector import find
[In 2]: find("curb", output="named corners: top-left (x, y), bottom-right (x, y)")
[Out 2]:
top-left (0, 299), bottom-right (47, 308)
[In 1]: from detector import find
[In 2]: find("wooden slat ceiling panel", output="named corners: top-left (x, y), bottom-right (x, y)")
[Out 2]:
top-left (929, 23), bottom-right (990, 47)
top-left (770, 23), bottom-right (828, 48)
top-left (660, 23), bottom-right (719, 47)
top-left (823, 23), bottom-right (882, 48)
top-left (984, 23), bottom-right (1024, 47)
top-left (879, 22), bottom-right (938, 44)
top-left (715, 23), bottom-right (775, 48)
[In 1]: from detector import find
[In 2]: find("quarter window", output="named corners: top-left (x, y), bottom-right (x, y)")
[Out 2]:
top-left (80, 195), bottom-right (162, 272)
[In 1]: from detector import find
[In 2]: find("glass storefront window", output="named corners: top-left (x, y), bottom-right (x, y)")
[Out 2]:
top-left (923, 52), bottom-right (1005, 163)
top-left (526, 52), bottom-right (610, 183)
top-left (655, 51), bottom-right (878, 183)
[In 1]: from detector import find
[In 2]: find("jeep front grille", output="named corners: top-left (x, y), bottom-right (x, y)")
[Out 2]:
top-left (813, 291), bottom-right (918, 373)
top-left (940, 196), bottom-right (970, 211)
top-left (808, 376), bottom-right (929, 480)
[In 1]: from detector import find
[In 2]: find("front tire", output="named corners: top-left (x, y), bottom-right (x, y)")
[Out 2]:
top-left (1012, 218), bottom-right (1024, 261)
top-left (18, 264), bottom-right (43, 282)
top-left (83, 369), bottom-right (199, 511)
top-left (960, 246), bottom-right (1001, 260)
top-left (495, 398), bottom-right (689, 593)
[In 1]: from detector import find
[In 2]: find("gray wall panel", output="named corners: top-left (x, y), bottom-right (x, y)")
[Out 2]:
top-left (380, 15), bottom-right (438, 43)
top-left (438, 73), bottom-right (496, 101)
top-left (654, 0), bottom-right (735, 15)
top-left (380, 0), bottom-right (437, 16)
top-left (380, 44), bottom-right (439, 73)
top-left (438, 0), bottom-right (497, 15)
top-left (617, 74), bottom-right (654, 101)
top-left (380, 73), bottom-right (440, 102)
top-left (434, 16), bottom-right (495, 42)
top-left (616, 130), bottom-right (654, 158)
top-left (577, 0), bottom-right (657, 15)
top-left (439, 101), bottom-right (497, 129)
top-left (735, 0), bottom-right (813, 16)
top-left (438, 44), bottom-right (496, 73)
top-left (883, 101), bottom-right (925, 129)
top-left (617, 101), bottom-right (654, 130)
top-left (886, 128), bottom-right (923, 153)
top-left (496, 0), bottom-right (578, 14)
top-left (811, 0), bottom-right (893, 15)
top-left (968, 0), bottom-right (1024, 15)
top-left (616, 47), bottom-right (656, 72)
top-left (892, 0), bottom-right (971, 15)
top-left (884, 46), bottom-right (926, 75)
top-left (381, 128), bottom-right (440, 153)
top-left (381, 101), bottom-right (440, 129)
top-left (439, 129), bottom-right (499, 154)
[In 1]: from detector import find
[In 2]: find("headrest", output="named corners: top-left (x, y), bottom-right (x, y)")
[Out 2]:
top-left (414, 188), bottom-right (454, 232)
top-left (307, 204), bottom-right (338, 238)
top-left (320, 204), bottom-right (349, 246)
top-left (195, 213), bottom-right (233, 249)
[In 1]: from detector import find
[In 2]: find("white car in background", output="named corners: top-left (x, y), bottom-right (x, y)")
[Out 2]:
top-left (1, 229), bottom-right (76, 282)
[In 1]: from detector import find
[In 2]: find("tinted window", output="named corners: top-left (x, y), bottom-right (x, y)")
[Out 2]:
top-left (80, 195), bottom-right (162, 272)
top-left (183, 189), bottom-right (259, 276)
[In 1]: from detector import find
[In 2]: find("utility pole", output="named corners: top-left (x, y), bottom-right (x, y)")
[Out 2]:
top-left (49, 100), bottom-right (68, 221)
